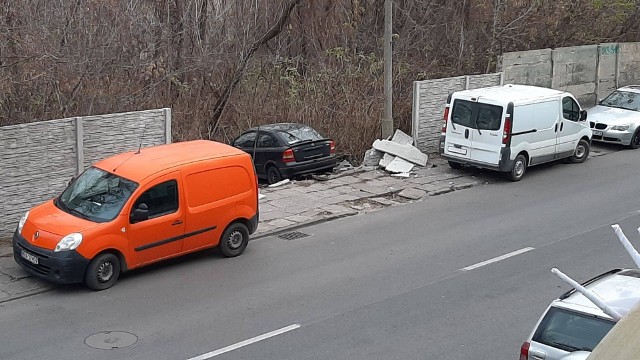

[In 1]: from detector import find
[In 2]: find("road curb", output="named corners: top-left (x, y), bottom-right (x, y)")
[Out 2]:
top-left (252, 211), bottom-right (359, 240)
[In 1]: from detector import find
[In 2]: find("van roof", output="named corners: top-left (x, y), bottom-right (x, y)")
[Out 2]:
top-left (94, 140), bottom-right (247, 182)
top-left (453, 84), bottom-right (566, 103)
top-left (554, 269), bottom-right (640, 319)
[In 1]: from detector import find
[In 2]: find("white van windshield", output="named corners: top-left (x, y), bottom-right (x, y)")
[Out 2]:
top-left (451, 100), bottom-right (503, 131)
top-left (532, 307), bottom-right (615, 352)
top-left (56, 167), bottom-right (139, 223)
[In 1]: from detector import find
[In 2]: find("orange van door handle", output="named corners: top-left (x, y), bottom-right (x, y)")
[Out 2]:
top-left (172, 220), bottom-right (183, 226)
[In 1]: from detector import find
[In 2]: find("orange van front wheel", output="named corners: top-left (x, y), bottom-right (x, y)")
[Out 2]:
top-left (84, 253), bottom-right (121, 291)
top-left (218, 223), bottom-right (249, 257)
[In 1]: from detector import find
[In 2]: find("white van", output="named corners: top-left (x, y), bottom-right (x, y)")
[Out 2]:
top-left (438, 84), bottom-right (592, 181)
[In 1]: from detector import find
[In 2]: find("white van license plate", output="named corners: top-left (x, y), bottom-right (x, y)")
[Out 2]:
top-left (593, 130), bottom-right (603, 136)
top-left (21, 250), bottom-right (39, 265)
top-left (448, 146), bottom-right (467, 155)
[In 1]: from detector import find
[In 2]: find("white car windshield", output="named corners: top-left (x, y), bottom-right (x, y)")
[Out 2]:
top-left (600, 90), bottom-right (640, 111)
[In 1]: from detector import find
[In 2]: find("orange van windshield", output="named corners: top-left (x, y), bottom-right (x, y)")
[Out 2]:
top-left (56, 167), bottom-right (138, 223)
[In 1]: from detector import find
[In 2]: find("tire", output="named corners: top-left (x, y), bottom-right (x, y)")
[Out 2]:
top-left (84, 253), bottom-right (121, 291)
top-left (218, 222), bottom-right (249, 258)
top-left (508, 154), bottom-right (527, 182)
top-left (448, 161), bottom-right (463, 170)
top-left (569, 139), bottom-right (590, 163)
top-left (266, 166), bottom-right (283, 185)
top-left (629, 129), bottom-right (640, 149)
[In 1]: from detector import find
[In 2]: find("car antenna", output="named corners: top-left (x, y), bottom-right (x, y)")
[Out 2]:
top-left (135, 124), bottom-right (147, 154)
top-left (113, 124), bottom-right (146, 172)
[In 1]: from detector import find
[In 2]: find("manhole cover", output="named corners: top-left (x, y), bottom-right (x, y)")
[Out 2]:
top-left (278, 231), bottom-right (310, 240)
top-left (85, 331), bottom-right (138, 350)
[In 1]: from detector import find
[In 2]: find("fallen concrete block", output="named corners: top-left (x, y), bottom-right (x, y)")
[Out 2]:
top-left (391, 172), bottom-right (411, 178)
top-left (385, 157), bottom-right (414, 173)
top-left (390, 129), bottom-right (414, 146)
top-left (362, 149), bottom-right (383, 167)
top-left (379, 153), bottom-right (394, 168)
top-left (372, 139), bottom-right (428, 166)
top-left (258, 193), bottom-right (267, 200)
top-left (398, 187), bottom-right (427, 200)
top-left (268, 178), bottom-right (291, 188)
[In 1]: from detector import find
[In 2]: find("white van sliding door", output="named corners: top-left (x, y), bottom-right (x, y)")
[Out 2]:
top-left (516, 100), bottom-right (559, 165)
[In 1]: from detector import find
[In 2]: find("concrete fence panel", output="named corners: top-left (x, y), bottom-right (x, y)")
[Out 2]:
top-left (618, 42), bottom-right (640, 88)
top-left (0, 108), bottom-right (170, 239)
top-left (551, 45), bottom-right (598, 106)
top-left (597, 43), bottom-right (620, 101)
top-left (499, 49), bottom-right (552, 88)
top-left (412, 73), bottom-right (503, 154)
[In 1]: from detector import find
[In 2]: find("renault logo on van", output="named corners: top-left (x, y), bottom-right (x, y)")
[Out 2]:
top-left (33, 231), bottom-right (39, 240)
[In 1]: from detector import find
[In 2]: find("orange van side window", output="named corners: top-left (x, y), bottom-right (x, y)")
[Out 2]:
top-left (186, 167), bottom-right (251, 207)
top-left (131, 180), bottom-right (179, 218)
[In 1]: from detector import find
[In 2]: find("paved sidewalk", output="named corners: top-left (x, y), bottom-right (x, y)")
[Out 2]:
top-left (2, 144), bottom-right (617, 303)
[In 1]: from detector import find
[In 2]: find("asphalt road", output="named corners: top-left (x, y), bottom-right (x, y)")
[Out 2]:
top-left (2, 145), bottom-right (639, 360)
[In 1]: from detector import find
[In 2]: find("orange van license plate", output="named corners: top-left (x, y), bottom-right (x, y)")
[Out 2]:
top-left (21, 250), bottom-right (39, 265)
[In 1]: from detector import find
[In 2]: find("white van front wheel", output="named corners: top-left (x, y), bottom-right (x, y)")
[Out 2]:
top-left (509, 154), bottom-right (527, 182)
top-left (569, 139), bottom-right (590, 163)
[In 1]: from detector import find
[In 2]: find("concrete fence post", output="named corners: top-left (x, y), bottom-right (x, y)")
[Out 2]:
top-left (615, 44), bottom-right (620, 89)
top-left (595, 44), bottom-right (601, 101)
top-left (164, 108), bottom-right (172, 144)
top-left (499, 72), bottom-right (504, 85)
top-left (550, 49), bottom-right (557, 89)
top-left (464, 76), bottom-right (470, 90)
top-left (75, 117), bottom-right (84, 175)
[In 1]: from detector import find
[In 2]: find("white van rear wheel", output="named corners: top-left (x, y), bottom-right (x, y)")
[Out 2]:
top-left (508, 155), bottom-right (527, 182)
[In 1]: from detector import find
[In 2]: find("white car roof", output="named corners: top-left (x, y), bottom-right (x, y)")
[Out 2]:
top-left (452, 84), bottom-right (566, 103)
top-left (552, 269), bottom-right (640, 319)
top-left (616, 85), bottom-right (640, 94)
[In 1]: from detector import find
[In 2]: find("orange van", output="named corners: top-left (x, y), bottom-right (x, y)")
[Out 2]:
top-left (13, 140), bottom-right (259, 290)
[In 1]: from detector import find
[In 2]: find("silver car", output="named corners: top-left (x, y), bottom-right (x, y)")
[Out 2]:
top-left (520, 268), bottom-right (640, 360)
top-left (588, 85), bottom-right (640, 148)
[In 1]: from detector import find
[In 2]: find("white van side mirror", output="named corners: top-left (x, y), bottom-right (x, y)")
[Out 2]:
top-left (580, 110), bottom-right (587, 121)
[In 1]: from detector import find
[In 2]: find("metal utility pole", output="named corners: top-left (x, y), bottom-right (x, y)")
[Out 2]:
top-left (381, 0), bottom-right (394, 139)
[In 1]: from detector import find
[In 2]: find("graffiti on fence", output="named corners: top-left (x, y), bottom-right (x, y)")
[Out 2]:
top-left (600, 45), bottom-right (621, 55)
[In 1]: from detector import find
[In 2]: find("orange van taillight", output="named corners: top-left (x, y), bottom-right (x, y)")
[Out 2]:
top-left (503, 115), bottom-right (512, 145)
top-left (282, 148), bottom-right (295, 163)
top-left (330, 141), bottom-right (336, 154)
top-left (442, 105), bottom-right (450, 132)
top-left (519, 341), bottom-right (530, 360)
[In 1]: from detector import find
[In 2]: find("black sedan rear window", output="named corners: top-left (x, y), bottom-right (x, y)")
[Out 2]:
top-left (278, 126), bottom-right (324, 144)
top-left (532, 307), bottom-right (615, 352)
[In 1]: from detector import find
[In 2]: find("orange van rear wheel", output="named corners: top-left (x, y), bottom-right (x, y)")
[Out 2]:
top-left (218, 223), bottom-right (249, 257)
top-left (84, 252), bottom-right (121, 291)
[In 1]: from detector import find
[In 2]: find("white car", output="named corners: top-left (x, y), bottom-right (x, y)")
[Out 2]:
top-left (520, 268), bottom-right (640, 360)
top-left (588, 85), bottom-right (640, 148)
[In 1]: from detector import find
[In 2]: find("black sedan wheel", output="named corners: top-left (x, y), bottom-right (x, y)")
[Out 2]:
top-left (266, 166), bottom-right (283, 184)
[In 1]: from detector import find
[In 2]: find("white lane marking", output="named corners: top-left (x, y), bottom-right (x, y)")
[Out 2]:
top-left (187, 324), bottom-right (301, 360)
top-left (461, 247), bottom-right (535, 271)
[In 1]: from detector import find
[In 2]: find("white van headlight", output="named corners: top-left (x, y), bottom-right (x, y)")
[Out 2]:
top-left (55, 233), bottom-right (83, 252)
top-left (611, 124), bottom-right (631, 131)
top-left (17, 211), bottom-right (29, 234)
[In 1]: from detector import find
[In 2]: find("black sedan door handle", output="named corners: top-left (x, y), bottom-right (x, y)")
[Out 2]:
top-left (172, 220), bottom-right (183, 226)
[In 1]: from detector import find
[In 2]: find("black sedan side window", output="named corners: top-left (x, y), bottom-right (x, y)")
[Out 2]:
top-left (257, 133), bottom-right (278, 148)
top-left (234, 132), bottom-right (256, 148)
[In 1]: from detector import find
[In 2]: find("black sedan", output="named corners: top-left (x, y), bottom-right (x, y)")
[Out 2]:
top-left (232, 123), bottom-right (337, 184)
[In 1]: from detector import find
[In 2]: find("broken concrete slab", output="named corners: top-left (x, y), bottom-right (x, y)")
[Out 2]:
top-left (398, 187), bottom-right (427, 200)
top-left (390, 129), bottom-right (414, 146)
top-left (372, 139), bottom-right (428, 167)
top-left (362, 149), bottom-right (383, 166)
top-left (385, 157), bottom-right (414, 173)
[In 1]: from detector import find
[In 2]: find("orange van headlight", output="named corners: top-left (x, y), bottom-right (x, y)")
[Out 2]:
top-left (55, 233), bottom-right (83, 252)
top-left (17, 211), bottom-right (29, 234)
